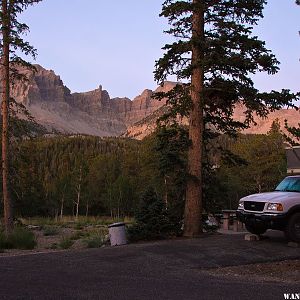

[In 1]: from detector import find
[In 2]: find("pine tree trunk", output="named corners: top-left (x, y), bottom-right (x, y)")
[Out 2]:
top-left (183, 0), bottom-right (204, 237)
top-left (1, 0), bottom-right (14, 235)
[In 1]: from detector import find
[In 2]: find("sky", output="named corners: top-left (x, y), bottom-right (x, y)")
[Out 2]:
top-left (19, 0), bottom-right (300, 99)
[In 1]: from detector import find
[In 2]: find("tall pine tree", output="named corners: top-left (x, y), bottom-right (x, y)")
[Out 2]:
top-left (0, 0), bottom-right (41, 234)
top-left (154, 0), bottom-right (298, 237)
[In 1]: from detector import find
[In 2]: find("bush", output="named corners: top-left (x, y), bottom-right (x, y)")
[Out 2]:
top-left (0, 227), bottom-right (36, 250)
top-left (49, 243), bottom-right (58, 249)
top-left (58, 238), bottom-right (74, 249)
top-left (43, 226), bottom-right (60, 236)
top-left (127, 187), bottom-right (181, 242)
top-left (70, 231), bottom-right (85, 240)
top-left (74, 223), bottom-right (84, 230)
top-left (84, 235), bottom-right (104, 248)
top-left (0, 232), bottom-right (6, 250)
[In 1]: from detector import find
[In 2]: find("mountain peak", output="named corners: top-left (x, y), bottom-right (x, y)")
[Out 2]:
top-left (7, 65), bottom-right (300, 139)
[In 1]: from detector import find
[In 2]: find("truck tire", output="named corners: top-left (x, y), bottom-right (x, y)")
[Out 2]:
top-left (285, 212), bottom-right (300, 243)
top-left (245, 223), bottom-right (267, 235)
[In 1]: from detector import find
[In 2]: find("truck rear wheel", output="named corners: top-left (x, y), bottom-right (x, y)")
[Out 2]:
top-left (245, 223), bottom-right (267, 235)
top-left (285, 213), bottom-right (300, 243)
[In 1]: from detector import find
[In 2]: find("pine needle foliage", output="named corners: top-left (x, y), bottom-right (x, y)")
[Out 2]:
top-left (127, 187), bottom-right (181, 241)
top-left (154, 0), bottom-right (299, 236)
top-left (154, 0), bottom-right (299, 131)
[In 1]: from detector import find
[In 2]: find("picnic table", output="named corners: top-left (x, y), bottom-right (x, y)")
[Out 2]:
top-left (222, 209), bottom-right (244, 232)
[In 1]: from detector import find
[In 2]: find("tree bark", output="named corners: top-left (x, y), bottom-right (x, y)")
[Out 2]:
top-left (1, 0), bottom-right (14, 235)
top-left (183, 0), bottom-right (204, 237)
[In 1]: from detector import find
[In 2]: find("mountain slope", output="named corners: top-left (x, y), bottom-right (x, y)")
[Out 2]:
top-left (125, 104), bottom-right (300, 140)
top-left (6, 64), bottom-right (300, 139)
top-left (8, 65), bottom-right (175, 136)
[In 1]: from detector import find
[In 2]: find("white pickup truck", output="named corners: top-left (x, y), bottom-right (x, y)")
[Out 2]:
top-left (237, 176), bottom-right (300, 243)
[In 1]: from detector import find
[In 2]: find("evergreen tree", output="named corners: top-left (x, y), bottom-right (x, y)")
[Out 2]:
top-left (284, 121), bottom-right (300, 147)
top-left (127, 186), bottom-right (180, 241)
top-left (218, 126), bottom-right (285, 199)
top-left (0, 0), bottom-right (41, 234)
top-left (155, 124), bottom-right (189, 219)
top-left (154, 0), bottom-right (298, 237)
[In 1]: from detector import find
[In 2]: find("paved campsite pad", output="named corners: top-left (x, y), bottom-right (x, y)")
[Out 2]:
top-left (0, 231), bottom-right (299, 300)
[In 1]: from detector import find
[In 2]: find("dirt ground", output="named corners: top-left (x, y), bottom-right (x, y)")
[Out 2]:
top-left (203, 259), bottom-right (300, 284)
top-left (0, 223), bottom-right (109, 256)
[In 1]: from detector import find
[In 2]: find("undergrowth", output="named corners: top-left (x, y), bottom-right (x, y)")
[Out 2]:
top-left (0, 227), bottom-right (36, 250)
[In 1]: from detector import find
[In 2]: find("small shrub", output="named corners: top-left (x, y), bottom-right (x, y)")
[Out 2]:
top-left (127, 187), bottom-right (181, 242)
top-left (74, 223), bottom-right (84, 230)
top-left (43, 226), bottom-right (60, 236)
top-left (203, 223), bottom-right (219, 232)
top-left (84, 235), bottom-right (104, 248)
top-left (1, 227), bottom-right (36, 250)
top-left (0, 231), bottom-right (6, 250)
top-left (49, 243), bottom-right (58, 250)
top-left (58, 238), bottom-right (74, 249)
top-left (70, 231), bottom-right (85, 240)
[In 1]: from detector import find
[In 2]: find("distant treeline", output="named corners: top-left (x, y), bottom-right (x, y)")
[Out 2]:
top-left (10, 136), bottom-right (153, 218)
top-left (0, 122), bottom-right (287, 218)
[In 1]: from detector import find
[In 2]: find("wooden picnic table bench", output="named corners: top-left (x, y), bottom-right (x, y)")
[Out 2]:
top-left (222, 209), bottom-right (244, 232)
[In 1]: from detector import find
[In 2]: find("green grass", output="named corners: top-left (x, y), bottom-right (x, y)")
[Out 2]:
top-left (22, 216), bottom-right (134, 227)
top-left (0, 227), bottom-right (36, 250)
top-left (0, 216), bottom-right (133, 251)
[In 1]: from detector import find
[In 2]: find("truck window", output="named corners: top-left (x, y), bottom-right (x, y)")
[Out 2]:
top-left (275, 177), bottom-right (300, 193)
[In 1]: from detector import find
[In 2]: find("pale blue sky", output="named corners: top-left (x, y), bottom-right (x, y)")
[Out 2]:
top-left (20, 0), bottom-right (299, 99)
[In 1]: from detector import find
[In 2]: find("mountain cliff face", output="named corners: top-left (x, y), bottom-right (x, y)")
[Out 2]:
top-left (9, 65), bottom-right (174, 136)
top-left (12, 66), bottom-right (71, 105)
top-left (125, 103), bottom-right (300, 140)
top-left (7, 65), bottom-right (300, 139)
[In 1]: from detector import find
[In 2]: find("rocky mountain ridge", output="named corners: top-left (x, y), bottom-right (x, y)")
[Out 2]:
top-left (9, 65), bottom-right (174, 136)
top-left (7, 64), bottom-right (300, 139)
top-left (124, 104), bottom-right (300, 140)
